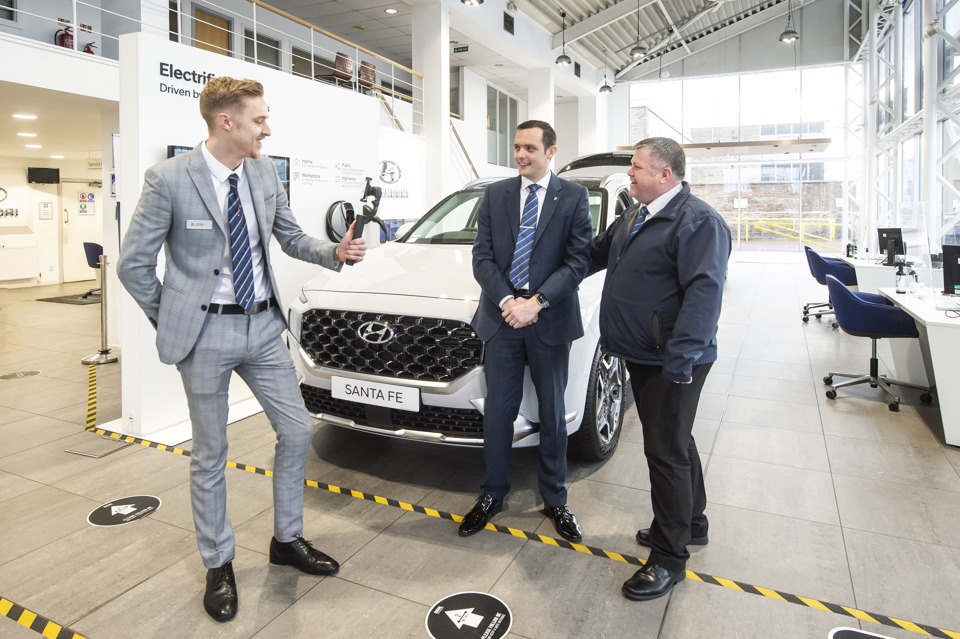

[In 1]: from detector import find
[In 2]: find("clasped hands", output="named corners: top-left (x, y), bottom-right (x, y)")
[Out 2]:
top-left (339, 220), bottom-right (368, 264)
top-left (502, 296), bottom-right (541, 329)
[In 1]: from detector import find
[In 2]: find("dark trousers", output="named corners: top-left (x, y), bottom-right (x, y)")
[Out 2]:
top-left (626, 361), bottom-right (712, 572)
top-left (481, 324), bottom-right (571, 506)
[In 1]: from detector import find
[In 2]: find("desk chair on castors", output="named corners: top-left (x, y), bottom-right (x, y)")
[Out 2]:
top-left (803, 246), bottom-right (857, 328)
top-left (822, 274), bottom-right (933, 412)
top-left (81, 242), bottom-right (103, 299)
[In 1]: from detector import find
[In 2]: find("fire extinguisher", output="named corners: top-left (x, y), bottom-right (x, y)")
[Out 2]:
top-left (55, 26), bottom-right (73, 49)
top-left (83, 42), bottom-right (97, 55)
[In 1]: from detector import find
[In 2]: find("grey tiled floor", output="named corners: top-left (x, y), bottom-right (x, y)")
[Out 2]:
top-left (2, 252), bottom-right (959, 639)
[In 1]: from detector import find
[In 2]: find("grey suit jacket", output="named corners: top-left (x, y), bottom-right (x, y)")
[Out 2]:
top-left (117, 144), bottom-right (338, 365)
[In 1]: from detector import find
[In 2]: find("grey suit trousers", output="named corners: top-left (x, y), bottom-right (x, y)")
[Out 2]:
top-left (176, 305), bottom-right (313, 569)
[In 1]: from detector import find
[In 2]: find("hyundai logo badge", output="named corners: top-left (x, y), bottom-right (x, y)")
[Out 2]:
top-left (379, 160), bottom-right (401, 184)
top-left (358, 320), bottom-right (394, 344)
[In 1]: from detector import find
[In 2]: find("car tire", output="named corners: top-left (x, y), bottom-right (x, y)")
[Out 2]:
top-left (569, 346), bottom-right (625, 461)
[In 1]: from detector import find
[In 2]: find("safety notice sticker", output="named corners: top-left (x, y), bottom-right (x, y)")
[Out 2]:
top-left (426, 591), bottom-right (511, 639)
top-left (87, 495), bottom-right (161, 527)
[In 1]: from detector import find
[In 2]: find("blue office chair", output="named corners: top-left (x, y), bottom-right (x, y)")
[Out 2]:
top-left (822, 274), bottom-right (932, 411)
top-left (802, 246), bottom-right (857, 328)
top-left (81, 242), bottom-right (103, 299)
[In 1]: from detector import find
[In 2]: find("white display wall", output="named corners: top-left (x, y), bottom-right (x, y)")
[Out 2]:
top-left (116, 32), bottom-right (381, 445)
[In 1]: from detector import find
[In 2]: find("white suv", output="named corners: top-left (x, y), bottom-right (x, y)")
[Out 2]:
top-left (288, 153), bottom-right (636, 460)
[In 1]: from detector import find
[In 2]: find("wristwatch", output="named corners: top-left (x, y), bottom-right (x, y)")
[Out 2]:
top-left (333, 244), bottom-right (342, 264)
top-left (535, 292), bottom-right (550, 309)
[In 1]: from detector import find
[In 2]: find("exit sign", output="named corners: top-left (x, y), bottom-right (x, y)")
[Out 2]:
top-left (453, 45), bottom-right (468, 53)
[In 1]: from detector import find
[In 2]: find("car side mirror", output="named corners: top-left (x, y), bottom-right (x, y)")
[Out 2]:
top-left (395, 221), bottom-right (415, 239)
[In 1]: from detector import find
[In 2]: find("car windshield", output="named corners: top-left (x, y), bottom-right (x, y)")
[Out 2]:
top-left (402, 185), bottom-right (606, 245)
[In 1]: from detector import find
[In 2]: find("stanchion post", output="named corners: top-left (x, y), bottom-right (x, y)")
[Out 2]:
top-left (81, 253), bottom-right (119, 365)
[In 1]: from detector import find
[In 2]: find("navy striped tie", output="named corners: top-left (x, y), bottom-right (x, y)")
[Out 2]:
top-left (629, 205), bottom-right (649, 238)
top-left (509, 184), bottom-right (540, 289)
top-left (227, 173), bottom-right (254, 312)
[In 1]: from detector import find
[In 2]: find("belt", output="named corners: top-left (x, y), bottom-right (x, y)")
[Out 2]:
top-left (207, 297), bottom-right (277, 315)
top-left (511, 288), bottom-right (535, 299)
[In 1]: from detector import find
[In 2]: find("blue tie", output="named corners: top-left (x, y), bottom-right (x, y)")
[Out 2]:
top-left (509, 184), bottom-right (540, 289)
top-left (629, 205), bottom-right (649, 238)
top-left (227, 173), bottom-right (254, 311)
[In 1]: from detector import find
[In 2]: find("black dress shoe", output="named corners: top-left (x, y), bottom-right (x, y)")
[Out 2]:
top-left (203, 562), bottom-right (238, 622)
top-left (544, 505), bottom-right (582, 542)
top-left (636, 528), bottom-right (708, 548)
top-left (622, 562), bottom-right (685, 601)
top-left (458, 493), bottom-right (503, 537)
top-left (269, 536), bottom-right (340, 576)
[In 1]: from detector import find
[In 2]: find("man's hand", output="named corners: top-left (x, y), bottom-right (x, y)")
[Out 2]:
top-left (339, 221), bottom-right (367, 265)
top-left (502, 296), bottom-right (541, 329)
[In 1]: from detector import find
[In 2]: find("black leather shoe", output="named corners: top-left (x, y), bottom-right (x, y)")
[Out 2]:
top-left (458, 493), bottom-right (503, 537)
top-left (622, 562), bottom-right (685, 601)
top-left (203, 562), bottom-right (238, 622)
top-left (636, 528), bottom-right (708, 548)
top-left (269, 536), bottom-right (340, 576)
top-left (544, 505), bottom-right (582, 542)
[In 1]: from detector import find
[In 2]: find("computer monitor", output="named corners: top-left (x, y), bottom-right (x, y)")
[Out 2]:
top-left (166, 145), bottom-right (192, 158)
top-left (878, 228), bottom-right (905, 265)
top-left (943, 244), bottom-right (960, 296)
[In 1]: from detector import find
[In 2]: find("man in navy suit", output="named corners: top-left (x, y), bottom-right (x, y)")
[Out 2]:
top-left (459, 120), bottom-right (592, 541)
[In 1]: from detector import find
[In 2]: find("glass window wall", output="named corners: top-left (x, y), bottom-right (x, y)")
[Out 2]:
top-left (631, 65), bottom-right (854, 253)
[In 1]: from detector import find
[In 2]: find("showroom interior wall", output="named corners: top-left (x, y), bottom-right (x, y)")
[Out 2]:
top-left (0, 32), bottom-right (120, 294)
top-left (116, 31), bottom-right (385, 445)
top-left (0, 158), bottom-right (102, 286)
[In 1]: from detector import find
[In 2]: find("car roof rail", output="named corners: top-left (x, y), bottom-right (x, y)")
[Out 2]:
top-left (557, 152), bottom-right (634, 175)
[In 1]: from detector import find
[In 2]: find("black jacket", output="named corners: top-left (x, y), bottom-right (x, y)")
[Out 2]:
top-left (590, 183), bottom-right (731, 382)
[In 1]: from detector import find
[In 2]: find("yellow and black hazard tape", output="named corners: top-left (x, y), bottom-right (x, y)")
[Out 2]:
top-left (0, 596), bottom-right (87, 639)
top-left (81, 372), bottom-right (960, 638)
top-left (84, 364), bottom-right (96, 430)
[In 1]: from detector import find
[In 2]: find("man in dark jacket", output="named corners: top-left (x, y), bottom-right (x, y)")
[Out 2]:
top-left (590, 137), bottom-right (731, 601)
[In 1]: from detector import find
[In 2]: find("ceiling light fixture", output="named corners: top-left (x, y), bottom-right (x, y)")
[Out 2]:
top-left (779, 0), bottom-right (800, 43)
top-left (17, 132), bottom-right (37, 137)
top-left (461, 0), bottom-right (483, 6)
top-left (599, 48), bottom-right (613, 93)
top-left (51, 155), bottom-right (64, 159)
top-left (555, 11), bottom-right (572, 66)
top-left (385, 8), bottom-right (397, 13)
top-left (25, 144), bottom-right (42, 149)
top-left (630, 0), bottom-right (647, 59)
top-left (13, 114), bottom-right (37, 120)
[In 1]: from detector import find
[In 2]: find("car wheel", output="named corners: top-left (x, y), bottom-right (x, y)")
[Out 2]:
top-left (569, 346), bottom-right (625, 461)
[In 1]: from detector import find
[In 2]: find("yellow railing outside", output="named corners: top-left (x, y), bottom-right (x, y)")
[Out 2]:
top-left (723, 215), bottom-right (843, 252)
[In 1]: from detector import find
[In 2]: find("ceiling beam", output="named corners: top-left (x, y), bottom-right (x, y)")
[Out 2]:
top-left (655, 0), bottom-right (693, 54)
top-left (551, 0), bottom-right (658, 49)
top-left (615, 0), bottom-right (797, 82)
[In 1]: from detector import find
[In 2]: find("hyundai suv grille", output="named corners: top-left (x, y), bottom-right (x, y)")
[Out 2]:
top-left (299, 310), bottom-right (483, 382)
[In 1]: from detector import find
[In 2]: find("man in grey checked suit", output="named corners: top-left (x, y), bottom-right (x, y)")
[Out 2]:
top-left (117, 77), bottom-right (366, 623)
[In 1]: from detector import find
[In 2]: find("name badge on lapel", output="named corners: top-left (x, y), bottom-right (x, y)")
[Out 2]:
top-left (186, 220), bottom-right (213, 230)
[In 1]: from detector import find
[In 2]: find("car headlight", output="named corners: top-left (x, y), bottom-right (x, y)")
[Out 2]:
top-left (288, 306), bottom-right (303, 345)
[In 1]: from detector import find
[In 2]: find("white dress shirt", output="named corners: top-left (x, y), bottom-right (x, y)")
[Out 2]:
top-left (499, 172), bottom-right (553, 308)
top-left (642, 182), bottom-right (683, 220)
top-left (201, 143), bottom-right (273, 305)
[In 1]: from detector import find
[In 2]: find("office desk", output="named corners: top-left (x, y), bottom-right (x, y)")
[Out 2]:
top-left (839, 256), bottom-right (944, 294)
top-left (838, 256), bottom-right (894, 293)
top-left (879, 287), bottom-right (960, 446)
